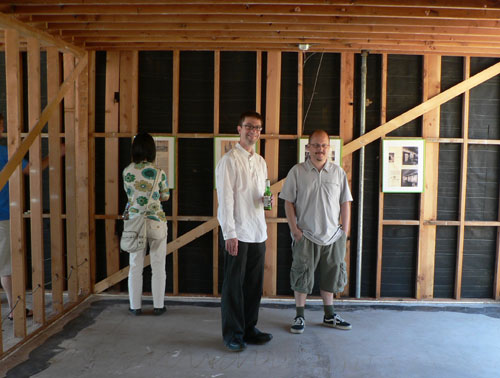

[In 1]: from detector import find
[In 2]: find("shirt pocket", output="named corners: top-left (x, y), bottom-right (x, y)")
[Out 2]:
top-left (322, 180), bottom-right (340, 202)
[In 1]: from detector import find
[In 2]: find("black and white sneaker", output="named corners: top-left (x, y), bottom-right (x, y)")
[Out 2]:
top-left (291, 316), bottom-right (305, 334)
top-left (323, 313), bottom-right (352, 330)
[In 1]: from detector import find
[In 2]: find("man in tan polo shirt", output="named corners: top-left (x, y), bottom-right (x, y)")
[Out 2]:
top-left (280, 129), bottom-right (353, 334)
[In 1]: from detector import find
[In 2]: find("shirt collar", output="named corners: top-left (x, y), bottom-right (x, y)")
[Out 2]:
top-left (235, 142), bottom-right (254, 158)
top-left (305, 158), bottom-right (330, 172)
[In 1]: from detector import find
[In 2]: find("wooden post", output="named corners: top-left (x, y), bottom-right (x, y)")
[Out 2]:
top-left (263, 51), bottom-right (281, 296)
top-left (120, 51), bottom-right (138, 133)
top-left (212, 50), bottom-right (220, 295)
top-left (5, 29), bottom-right (27, 337)
top-left (297, 52), bottom-right (303, 137)
top-left (256, 51), bottom-right (262, 114)
top-left (339, 52), bottom-right (354, 296)
top-left (104, 51), bottom-right (120, 285)
top-left (47, 47), bottom-right (65, 314)
top-left (455, 57), bottom-right (470, 300)
top-left (63, 53), bottom-right (78, 303)
top-left (27, 37), bottom-right (45, 324)
top-left (75, 53), bottom-right (91, 297)
top-left (376, 54), bottom-right (388, 298)
top-left (172, 50), bottom-right (180, 295)
top-left (417, 55), bottom-right (441, 299)
top-left (88, 51), bottom-right (97, 290)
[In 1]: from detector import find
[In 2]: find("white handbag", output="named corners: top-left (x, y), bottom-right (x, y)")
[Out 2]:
top-left (120, 170), bottom-right (161, 253)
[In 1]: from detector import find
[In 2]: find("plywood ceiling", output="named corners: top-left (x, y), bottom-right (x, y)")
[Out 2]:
top-left (2, 1), bottom-right (500, 55)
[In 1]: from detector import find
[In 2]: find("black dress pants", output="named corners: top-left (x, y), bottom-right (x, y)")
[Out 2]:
top-left (221, 240), bottom-right (266, 345)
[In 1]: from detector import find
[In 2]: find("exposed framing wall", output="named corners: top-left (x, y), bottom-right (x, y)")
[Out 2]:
top-left (91, 50), bottom-right (500, 303)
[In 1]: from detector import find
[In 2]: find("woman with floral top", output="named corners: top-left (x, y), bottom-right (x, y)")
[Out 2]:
top-left (123, 133), bottom-right (170, 315)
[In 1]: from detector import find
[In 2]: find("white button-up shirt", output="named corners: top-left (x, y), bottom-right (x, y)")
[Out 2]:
top-left (216, 143), bottom-right (268, 243)
top-left (279, 159), bottom-right (353, 246)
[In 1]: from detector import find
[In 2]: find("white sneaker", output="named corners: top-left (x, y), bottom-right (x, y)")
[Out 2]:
top-left (323, 313), bottom-right (352, 330)
top-left (290, 316), bottom-right (305, 334)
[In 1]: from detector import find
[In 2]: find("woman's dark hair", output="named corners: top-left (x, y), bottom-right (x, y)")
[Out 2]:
top-left (131, 132), bottom-right (156, 163)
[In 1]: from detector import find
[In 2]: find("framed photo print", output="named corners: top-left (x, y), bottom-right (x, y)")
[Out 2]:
top-left (381, 138), bottom-right (425, 193)
top-left (298, 137), bottom-right (343, 165)
top-left (154, 136), bottom-right (176, 189)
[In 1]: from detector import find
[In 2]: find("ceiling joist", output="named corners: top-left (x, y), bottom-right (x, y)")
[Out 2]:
top-left (2, 1), bottom-right (500, 54)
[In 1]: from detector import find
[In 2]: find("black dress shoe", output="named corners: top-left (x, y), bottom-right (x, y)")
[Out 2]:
top-left (225, 338), bottom-right (247, 352)
top-left (129, 308), bottom-right (142, 316)
top-left (153, 307), bottom-right (167, 315)
top-left (244, 328), bottom-right (273, 344)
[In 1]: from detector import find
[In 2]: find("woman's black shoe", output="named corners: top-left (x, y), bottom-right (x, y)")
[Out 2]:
top-left (129, 308), bottom-right (142, 316)
top-left (153, 307), bottom-right (166, 315)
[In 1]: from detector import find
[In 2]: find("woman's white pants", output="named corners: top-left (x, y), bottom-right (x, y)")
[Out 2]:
top-left (128, 223), bottom-right (167, 310)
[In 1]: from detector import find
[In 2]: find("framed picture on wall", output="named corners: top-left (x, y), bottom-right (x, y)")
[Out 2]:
top-left (298, 137), bottom-right (343, 166)
top-left (381, 138), bottom-right (425, 193)
top-left (154, 136), bottom-right (176, 189)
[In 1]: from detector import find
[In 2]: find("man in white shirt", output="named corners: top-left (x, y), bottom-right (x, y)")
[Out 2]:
top-left (280, 129), bottom-right (353, 334)
top-left (216, 111), bottom-right (273, 352)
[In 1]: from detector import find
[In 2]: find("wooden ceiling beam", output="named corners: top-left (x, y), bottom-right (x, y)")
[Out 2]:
top-left (5, 0), bottom-right (500, 8)
top-left (57, 30), bottom-right (500, 45)
top-left (49, 24), bottom-right (500, 43)
top-left (44, 22), bottom-right (500, 38)
top-left (6, 1), bottom-right (500, 10)
top-left (0, 12), bottom-right (85, 56)
top-left (9, 4), bottom-right (500, 20)
top-left (80, 42), bottom-right (500, 56)
top-left (19, 14), bottom-right (500, 30)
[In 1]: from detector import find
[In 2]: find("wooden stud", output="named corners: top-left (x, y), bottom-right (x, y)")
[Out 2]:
top-left (455, 57), bottom-right (470, 300)
top-left (212, 50), bottom-right (220, 295)
top-left (172, 50), bottom-right (180, 295)
top-left (5, 28), bottom-right (27, 338)
top-left (27, 37), bottom-right (45, 324)
top-left (47, 46), bottom-right (65, 314)
top-left (87, 51), bottom-right (97, 290)
top-left (417, 54), bottom-right (441, 299)
top-left (256, 51), bottom-right (262, 114)
top-left (263, 51), bottom-right (281, 297)
top-left (75, 53), bottom-right (91, 297)
top-left (339, 52), bottom-right (354, 297)
top-left (104, 51), bottom-right (120, 284)
top-left (63, 53), bottom-right (78, 303)
top-left (297, 52), bottom-right (303, 137)
top-left (376, 53), bottom-right (388, 298)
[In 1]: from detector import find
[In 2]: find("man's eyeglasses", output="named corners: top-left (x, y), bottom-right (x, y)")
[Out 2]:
top-left (308, 143), bottom-right (330, 149)
top-left (242, 124), bottom-right (263, 132)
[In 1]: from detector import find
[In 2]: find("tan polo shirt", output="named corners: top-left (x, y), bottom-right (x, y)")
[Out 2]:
top-left (279, 159), bottom-right (353, 246)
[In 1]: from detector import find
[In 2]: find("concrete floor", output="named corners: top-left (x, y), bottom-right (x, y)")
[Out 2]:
top-left (1, 296), bottom-right (500, 378)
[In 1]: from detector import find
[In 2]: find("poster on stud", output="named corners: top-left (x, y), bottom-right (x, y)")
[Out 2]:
top-left (154, 136), bottom-right (176, 189)
top-left (382, 138), bottom-right (425, 193)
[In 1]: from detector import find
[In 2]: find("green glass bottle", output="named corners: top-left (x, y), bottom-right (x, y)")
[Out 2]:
top-left (264, 179), bottom-right (272, 210)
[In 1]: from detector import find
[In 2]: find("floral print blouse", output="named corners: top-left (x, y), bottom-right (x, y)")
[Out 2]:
top-left (123, 161), bottom-right (170, 222)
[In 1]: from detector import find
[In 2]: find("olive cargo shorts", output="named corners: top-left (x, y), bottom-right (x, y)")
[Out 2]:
top-left (290, 232), bottom-right (348, 294)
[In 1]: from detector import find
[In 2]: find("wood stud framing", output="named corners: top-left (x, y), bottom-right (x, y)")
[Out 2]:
top-left (0, 31), bottom-right (89, 354)
top-left (47, 46), bottom-right (65, 314)
top-left (5, 28), bottom-right (28, 338)
top-left (27, 37), bottom-right (45, 324)
top-left (3, 0), bottom-right (500, 357)
top-left (63, 52), bottom-right (78, 303)
top-left (104, 51), bottom-right (120, 285)
top-left (417, 55), bottom-right (441, 299)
